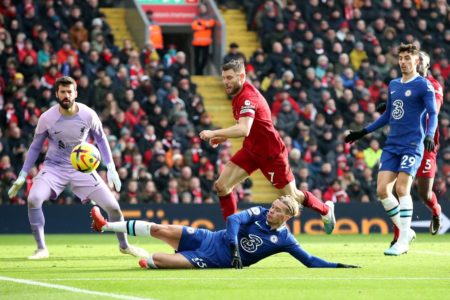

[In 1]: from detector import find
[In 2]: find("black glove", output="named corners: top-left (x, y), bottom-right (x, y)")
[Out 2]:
top-left (337, 263), bottom-right (361, 268)
top-left (376, 102), bottom-right (387, 113)
top-left (344, 129), bottom-right (368, 144)
top-left (424, 135), bottom-right (435, 152)
top-left (230, 244), bottom-right (243, 269)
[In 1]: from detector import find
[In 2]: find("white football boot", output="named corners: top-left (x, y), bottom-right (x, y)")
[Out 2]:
top-left (28, 248), bottom-right (49, 260)
top-left (322, 201), bottom-right (336, 234)
top-left (384, 228), bottom-right (415, 256)
top-left (120, 245), bottom-right (149, 258)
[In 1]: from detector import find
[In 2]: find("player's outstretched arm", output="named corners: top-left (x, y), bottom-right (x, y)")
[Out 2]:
top-left (287, 242), bottom-right (360, 268)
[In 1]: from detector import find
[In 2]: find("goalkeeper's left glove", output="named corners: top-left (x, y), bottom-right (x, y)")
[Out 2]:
top-left (423, 135), bottom-right (435, 152)
top-left (107, 163), bottom-right (121, 192)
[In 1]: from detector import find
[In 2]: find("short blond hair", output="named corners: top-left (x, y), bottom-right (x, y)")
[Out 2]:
top-left (278, 195), bottom-right (299, 217)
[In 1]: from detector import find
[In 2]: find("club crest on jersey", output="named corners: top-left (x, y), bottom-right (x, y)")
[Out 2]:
top-left (270, 235), bottom-right (278, 244)
top-left (240, 234), bottom-right (263, 253)
top-left (405, 90), bottom-right (412, 97)
top-left (248, 207), bottom-right (261, 216)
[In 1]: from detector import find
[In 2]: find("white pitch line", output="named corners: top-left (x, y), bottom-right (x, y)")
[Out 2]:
top-left (0, 276), bottom-right (155, 300)
top-left (40, 277), bottom-right (450, 281)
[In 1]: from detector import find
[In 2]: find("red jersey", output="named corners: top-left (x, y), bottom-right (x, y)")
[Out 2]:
top-left (232, 81), bottom-right (285, 157)
top-left (427, 75), bottom-right (443, 147)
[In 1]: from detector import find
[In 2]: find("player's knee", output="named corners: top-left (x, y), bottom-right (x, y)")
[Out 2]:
top-left (376, 187), bottom-right (388, 199)
top-left (151, 253), bottom-right (166, 268)
top-left (394, 185), bottom-right (408, 197)
top-left (214, 181), bottom-right (231, 196)
top-left (27, 191), bottom-right (44, 209)
top-left (150, 224), bottom-right (165, 237)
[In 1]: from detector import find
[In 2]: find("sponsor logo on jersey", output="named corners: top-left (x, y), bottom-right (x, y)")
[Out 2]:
top-left (240, 234), bottom-right (263, 253)
top-left (187, 227), bottom-right (196, 234)
top-left (240, 99), bottom-right (255, 115)
top-left (392, 99), bottom-right (404, 120)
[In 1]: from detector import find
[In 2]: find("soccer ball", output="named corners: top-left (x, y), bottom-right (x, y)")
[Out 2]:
top-left (70, 142), bottom-right (101, 173)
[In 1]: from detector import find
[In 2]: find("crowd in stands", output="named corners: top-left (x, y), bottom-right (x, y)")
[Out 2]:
top-left (234, 0), bottom-right (450, 203)
top-left (0, 0), bottom-right (253, 205)
top-left (0, 0), bottom-right (449, 206)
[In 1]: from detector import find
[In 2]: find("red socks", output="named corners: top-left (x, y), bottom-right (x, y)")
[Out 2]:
top-left (219, 193), bottom-right (237, 221)
top-left (303, 191), bottom-right (329, 216)
top-left (393, 224), bottom-right (400, 241)
top-left (424, 192), bottom-right (441, 216)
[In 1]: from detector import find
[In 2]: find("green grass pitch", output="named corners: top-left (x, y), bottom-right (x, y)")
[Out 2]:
top-left (1, 234), bottom-right (449, 300)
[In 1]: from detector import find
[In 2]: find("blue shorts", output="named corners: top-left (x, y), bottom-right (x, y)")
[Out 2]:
top-left (178, 227), bottom-right (230, 268)
top-left (379, 149), bottom-right (423, 176)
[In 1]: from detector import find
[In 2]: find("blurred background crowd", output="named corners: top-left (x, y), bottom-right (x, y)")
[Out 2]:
top-left (0, 0), bottom-right (449, 206)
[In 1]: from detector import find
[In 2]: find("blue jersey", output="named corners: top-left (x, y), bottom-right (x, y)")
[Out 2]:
top-left (366, 75), bottom-right (437, 155)
top-left (178, 207), bottom-right (337, 268)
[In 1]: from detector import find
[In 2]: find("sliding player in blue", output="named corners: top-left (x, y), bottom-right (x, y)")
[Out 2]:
top-left (91, 195), bottom-right (358, 269)
top-left (345, 44), bottom-right (438, 256)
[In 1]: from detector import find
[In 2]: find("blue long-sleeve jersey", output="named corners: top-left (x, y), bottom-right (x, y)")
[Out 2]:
top-left (223, 207), bottom-right (337, 268)
top-left (366, 75), bottom-right (437, 154)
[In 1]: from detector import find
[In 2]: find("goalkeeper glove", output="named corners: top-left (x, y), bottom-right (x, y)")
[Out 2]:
top-left (423, 135), bottom-right (435, 152)
top-left (230, 243), bottom-right (243, 269)
top-left (344, 129), bottom-right (368, 144)
top-left (8, 170), bottom-right (27, 198)
top-left (107, 162), bottom-right (122, 192)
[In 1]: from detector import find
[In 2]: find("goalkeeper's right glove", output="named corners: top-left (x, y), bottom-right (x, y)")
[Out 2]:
top-left (8, 170), bottom-right (27, 198)
top-left (344, 129), bottom-right (368, 144)
top-left (230, 243), bottom-right (243, 269)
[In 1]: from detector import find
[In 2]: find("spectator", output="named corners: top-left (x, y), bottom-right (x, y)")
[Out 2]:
top-left (191, 3), bottom-right (215, 75)
top-left (223, 42), bottom-right (246, 64)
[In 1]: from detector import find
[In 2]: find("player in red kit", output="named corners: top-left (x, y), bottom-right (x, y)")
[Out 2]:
top-left (389, 51), bottom-right (444, 245)
top-left (199, 60), bottom-right (336, 234)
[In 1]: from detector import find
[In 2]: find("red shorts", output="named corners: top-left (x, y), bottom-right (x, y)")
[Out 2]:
top-left (416, 150), bottom-right (437, 178)
top-left (230, 147), bottom-right (294, 189)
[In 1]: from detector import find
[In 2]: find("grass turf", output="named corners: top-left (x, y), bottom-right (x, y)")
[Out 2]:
top-left (1, 233), bottom-right (449, 300)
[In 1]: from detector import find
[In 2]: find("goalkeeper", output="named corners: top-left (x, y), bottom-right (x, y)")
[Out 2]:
top-left (91, 195), bottom-right (359, 269)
